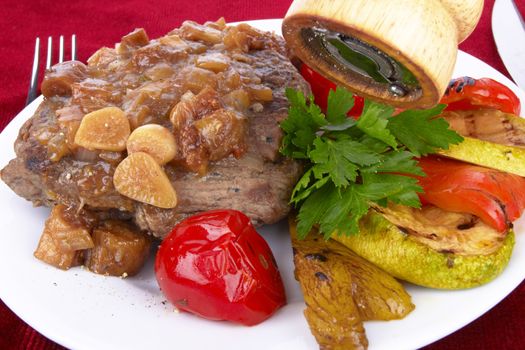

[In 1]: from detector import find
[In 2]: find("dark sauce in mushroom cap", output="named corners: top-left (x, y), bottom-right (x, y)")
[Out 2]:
top-left (301, 27), bottom-right (421, 97)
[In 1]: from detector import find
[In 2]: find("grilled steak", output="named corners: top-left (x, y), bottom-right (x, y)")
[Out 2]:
top-left (1, 20), bottom-right (309, 239)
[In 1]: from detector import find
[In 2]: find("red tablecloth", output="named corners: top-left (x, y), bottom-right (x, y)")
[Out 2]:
top-left (0, 0), bottom-right (523, 349)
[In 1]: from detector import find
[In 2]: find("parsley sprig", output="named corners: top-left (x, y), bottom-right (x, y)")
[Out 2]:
top-left (280, 88), bottom-right (463, 238)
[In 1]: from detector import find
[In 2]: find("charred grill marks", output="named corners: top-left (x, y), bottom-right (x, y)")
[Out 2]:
top-left (305, 253), bottom-right (328, 262)
top-left (314, 271), bottom-right (330, 281)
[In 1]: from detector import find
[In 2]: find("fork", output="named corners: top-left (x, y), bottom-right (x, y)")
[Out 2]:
top-left (26, 34), bottom-right (77, 106)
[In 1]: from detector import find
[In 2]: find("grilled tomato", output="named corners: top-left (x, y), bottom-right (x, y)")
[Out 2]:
top-left (155, 209), bottom-right (286, 326)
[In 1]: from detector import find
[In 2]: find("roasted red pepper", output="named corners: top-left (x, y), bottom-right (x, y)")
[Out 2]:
top-left (300, 63), bottom-right (364, 118)
top-left (441, 76), bottom-right (521, 115)
top-left (417, 156), bottom-right (525, 233)
top-left (155, 209), bottom-right (286, 326)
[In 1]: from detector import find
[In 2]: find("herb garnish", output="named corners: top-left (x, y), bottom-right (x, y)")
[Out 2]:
top-left (280, 88), bottom-right (463, 238)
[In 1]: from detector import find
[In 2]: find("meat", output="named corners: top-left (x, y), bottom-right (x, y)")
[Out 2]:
top-left (85, 220), bottom-right (151, 276)
top-left (135, 154), bottom-right (300, 237)
top-left (1, 20), bottom-right (308, 239)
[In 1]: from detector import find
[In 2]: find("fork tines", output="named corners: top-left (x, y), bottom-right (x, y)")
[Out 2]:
top-left (26, 34), bottom-right (77, 106)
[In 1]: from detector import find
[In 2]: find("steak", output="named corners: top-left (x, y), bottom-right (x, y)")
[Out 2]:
top-left (1, 20), bottom-right (309, 239)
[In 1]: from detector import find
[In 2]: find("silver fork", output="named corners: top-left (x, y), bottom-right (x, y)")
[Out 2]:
top-left (26, 34), bottom-right (77, 106)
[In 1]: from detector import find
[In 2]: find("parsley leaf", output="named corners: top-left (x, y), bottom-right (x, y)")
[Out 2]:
top-left (326, 88), bottom-right (355, 124)
top-left (280, 87), bottom-right (462, 238)
top-left (308, 137), bottom-right (381, 188)
top-left (357, 99), bottom-right (397, 148)
top-left (321, 118), bottom-right (356, 132)
top-left (362, 150), bottom-right (424, 176)
top-left (387, 104), bottom-right (464, 156)
top-left (296, 184), bottom-right (336, 238)
top-left (280, 88), bottom-right (327, 158)
top-left (318, 184), bottom-right (370, 238)
top-left (361, 173), bottom-right (423, 208)
top-left (309, 138), bottom-right (359, 187)
top-left (290, 168), bottom-right (330, 205)
top-left (332, 138), bottom-right (382, 166)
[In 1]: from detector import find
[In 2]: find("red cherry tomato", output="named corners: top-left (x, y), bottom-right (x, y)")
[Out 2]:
top-left (155, 209), bottom-right (286, 326)
top-left (300, 64), bottom-right (364, 118)
top-left (441, 76), bottom-right (521, 115)
top-left (416, 156), bottom-right (525, 233)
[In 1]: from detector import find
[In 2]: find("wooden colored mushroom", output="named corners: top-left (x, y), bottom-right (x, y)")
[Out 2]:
top-left (282, 0), bottom-right (484, 109)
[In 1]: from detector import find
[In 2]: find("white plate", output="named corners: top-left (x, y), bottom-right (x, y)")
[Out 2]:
top-left (492, 0), bottom-right (525, 89)
top-left (1, 19), bottom-right (525, 350)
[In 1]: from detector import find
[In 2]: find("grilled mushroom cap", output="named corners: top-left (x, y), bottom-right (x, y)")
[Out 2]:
top-left (282, 0), bottom-right (483, 109)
